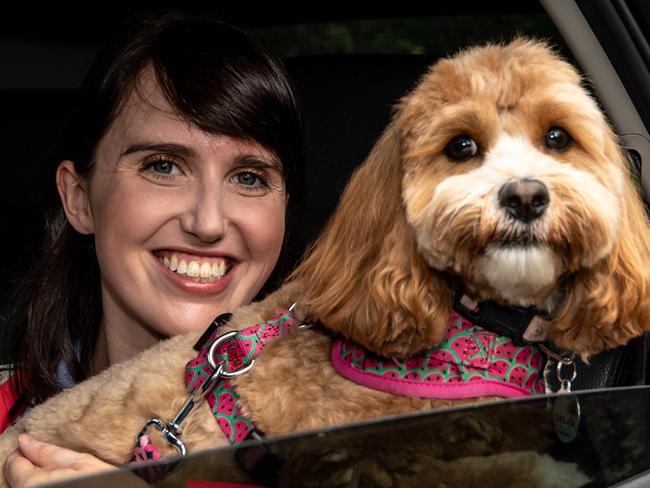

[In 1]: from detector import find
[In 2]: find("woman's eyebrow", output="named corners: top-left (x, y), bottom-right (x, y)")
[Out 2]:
top-left (237, 155), bottom-right (283, 171)
top-left (120, 142), bottom-right (197, 158)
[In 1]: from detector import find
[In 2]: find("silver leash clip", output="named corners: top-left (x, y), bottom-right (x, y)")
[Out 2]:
top-left (135, 330), bottom-right (254, 456)
top-left (136, 418), bottom-right (187, 457)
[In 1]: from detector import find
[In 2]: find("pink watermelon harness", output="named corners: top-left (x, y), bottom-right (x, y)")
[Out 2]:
top-left (332, 310), bottom-right (546, 398)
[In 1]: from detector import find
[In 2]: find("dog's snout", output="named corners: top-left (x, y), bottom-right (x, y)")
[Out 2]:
top-left (498, 179), bottom-right (550, 223)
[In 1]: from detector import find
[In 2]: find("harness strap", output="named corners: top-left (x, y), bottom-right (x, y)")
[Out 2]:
top-left (185, 309), bottom-right (301, 444)
top-left (453, 290), bottom-right (552, 345)
top-left (193, 313), bottom-right (233, 351)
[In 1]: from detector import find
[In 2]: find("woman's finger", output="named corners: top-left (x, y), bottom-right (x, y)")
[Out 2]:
top-left (17, 435), bottom-right (81, 468)
top-left (4, 435), bottom-right (116, 487)
top-left (5, 447), bottom-right (77, 488)
top-left (17, 434), bottom-right (113, 471)
top-left (4, 449), bottom-right (40, 488)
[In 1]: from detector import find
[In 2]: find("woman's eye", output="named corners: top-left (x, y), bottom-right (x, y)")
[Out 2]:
top-left (545, 127), bottom-right (572, 151)
top-left (236, 172), bottom-right (261, 186)
top-left (445, 135), bottom-right (479, 162)
top-left (142, 156), bottom-right (182, 180)
top-left (150, 159), bottom-right (180, 175)
top-left (232, 170), bottom-right (268, 190)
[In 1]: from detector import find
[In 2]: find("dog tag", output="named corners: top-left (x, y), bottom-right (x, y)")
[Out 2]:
top-left (552, 395), bottom-right (581, 443)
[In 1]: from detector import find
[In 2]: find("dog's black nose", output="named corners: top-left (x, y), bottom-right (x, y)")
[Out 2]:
top-left (498, 179), bottom-right (550, 223)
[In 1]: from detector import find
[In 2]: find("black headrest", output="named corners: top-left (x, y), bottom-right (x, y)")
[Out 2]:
top-left (0, 89), bottom-right (78, 304)
top-left (284, 54), bottom-right (436, 266)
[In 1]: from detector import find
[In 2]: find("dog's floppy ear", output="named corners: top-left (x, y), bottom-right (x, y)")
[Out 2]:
top-left (291, 121), bottom-right (452, 357)
top-left (550, 138), bottom-right (650, 358)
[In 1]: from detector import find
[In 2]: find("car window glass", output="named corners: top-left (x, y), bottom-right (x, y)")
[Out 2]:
top-left (53, 387), bottom-right (650, 488)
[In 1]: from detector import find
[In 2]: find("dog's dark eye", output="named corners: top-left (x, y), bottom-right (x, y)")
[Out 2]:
top-left (545, 127), bottom-right (572, 151)
top-left (445, 135), bottom-right (479, 162)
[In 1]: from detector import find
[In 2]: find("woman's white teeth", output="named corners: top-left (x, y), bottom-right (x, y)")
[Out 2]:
top-left (200, 262), bottom-right (212, 278)
top-left (212, 261), bottom-right (226, 276)
top-left (160, 254), bottom-right (228, 280)
top-left (187, 261), bottom-right (200, 278)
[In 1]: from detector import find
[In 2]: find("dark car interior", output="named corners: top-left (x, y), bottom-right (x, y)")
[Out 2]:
top-left (2, 1), bottom-right (650, 485)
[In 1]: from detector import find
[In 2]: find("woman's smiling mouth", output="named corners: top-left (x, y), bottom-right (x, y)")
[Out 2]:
top-left (153, 250), bottom-right (233, 284)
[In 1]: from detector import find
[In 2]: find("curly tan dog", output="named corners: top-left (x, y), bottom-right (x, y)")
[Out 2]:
top-left (2, 38), bottom-right (649, 487)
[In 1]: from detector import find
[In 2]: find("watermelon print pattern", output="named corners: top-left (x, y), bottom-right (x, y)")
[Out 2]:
top-left (185, 309), bottom-right (300, 444)
top-left (332, 310), bottom-right (545, 398)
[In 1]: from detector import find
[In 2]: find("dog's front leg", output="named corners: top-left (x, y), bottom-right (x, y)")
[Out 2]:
top-left (0, 334), bottom-right (237, 488)
top-left (0, 333), bottom-right (223, 481)
top-left (0, 284), bottom-right (303, 486)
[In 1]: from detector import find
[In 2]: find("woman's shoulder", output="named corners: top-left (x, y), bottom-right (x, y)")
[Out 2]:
top-left (0, 363), bottom-right (26, 433)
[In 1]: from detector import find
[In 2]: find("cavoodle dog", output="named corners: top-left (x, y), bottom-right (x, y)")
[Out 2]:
top-left (2, 38), bottom-right (650, 487)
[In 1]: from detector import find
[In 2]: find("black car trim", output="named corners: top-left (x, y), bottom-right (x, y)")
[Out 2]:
top-left (541, 0), bottom-right (650, 198)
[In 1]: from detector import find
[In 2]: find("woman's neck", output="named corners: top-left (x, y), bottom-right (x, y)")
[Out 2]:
top-left (92, 313), bottom-right (166, 374)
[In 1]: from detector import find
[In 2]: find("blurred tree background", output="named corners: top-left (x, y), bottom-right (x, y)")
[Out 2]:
top-left (253, 14), bottom-right (564, 58)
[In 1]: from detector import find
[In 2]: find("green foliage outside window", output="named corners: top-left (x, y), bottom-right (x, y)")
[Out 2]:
top-left (254, 15), bottom-right (563, 59)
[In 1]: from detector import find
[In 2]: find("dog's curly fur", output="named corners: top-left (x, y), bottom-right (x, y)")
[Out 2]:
top-left (1, 39), bottom-right (649, 487)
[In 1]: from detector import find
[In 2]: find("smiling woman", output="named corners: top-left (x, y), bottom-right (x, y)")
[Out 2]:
top-left (59, 68), bottom-right (289, 364)
top-left (0, 10), bottom-right (301, 486)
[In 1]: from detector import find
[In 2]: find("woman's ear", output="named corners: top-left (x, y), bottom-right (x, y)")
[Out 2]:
top-left (56, 160), bottom-right (95, 234)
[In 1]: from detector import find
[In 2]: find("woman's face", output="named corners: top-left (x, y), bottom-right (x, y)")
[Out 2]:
top-left (61, 69), bottom-right (286, 356)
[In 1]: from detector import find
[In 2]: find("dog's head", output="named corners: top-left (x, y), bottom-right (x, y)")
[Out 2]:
top-left (293, 39), bottom-right (650, 358)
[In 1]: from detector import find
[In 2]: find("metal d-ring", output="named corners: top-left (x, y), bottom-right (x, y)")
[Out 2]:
top-left (289, 302), bottom-right (313, 329)
top-left (556, 355), bottom-right (577, 393)
top-left (207, 330), bottom-right (255, 377)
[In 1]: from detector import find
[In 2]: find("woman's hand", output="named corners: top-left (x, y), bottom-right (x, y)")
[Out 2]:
top-left (4, 434), bottom-right (115, 487)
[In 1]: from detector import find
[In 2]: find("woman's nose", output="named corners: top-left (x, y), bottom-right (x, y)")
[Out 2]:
top-left (180, 187), bottom-right (226, 243)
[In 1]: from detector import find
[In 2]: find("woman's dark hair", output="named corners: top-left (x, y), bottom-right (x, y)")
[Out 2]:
top-left (7, 11), bottom-right (303, 403)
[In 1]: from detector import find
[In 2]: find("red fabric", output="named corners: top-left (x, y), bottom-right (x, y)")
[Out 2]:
top-left (0, 374), bottom-right (25, 433)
